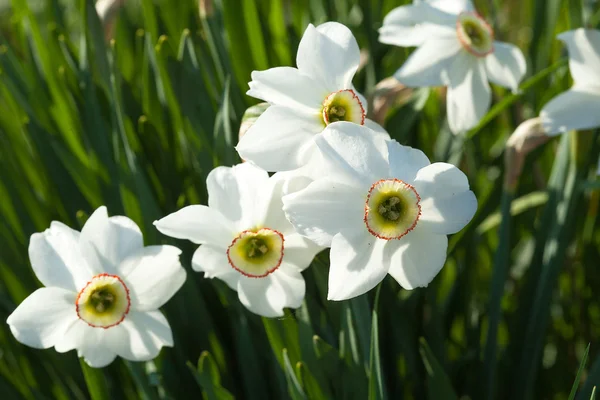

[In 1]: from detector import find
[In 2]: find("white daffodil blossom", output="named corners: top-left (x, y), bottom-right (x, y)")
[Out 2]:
top-left (379, 0), bottom-right (527, 134)
top-left (154, 163), bottom-right (322, 318)
top-left (6, 207), bottom-right (186, 368)
top-left (540, 29), bottom-right (600, 136)
top-left (283, 122), bottom-right (477, 301)
top-left (236, 22), bottom-right (389, 172)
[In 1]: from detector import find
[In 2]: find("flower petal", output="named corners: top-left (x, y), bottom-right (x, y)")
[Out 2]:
top-left (226, 163), bottom-right (272, 228)
top-left (558, 29), bottom-right (600, 87)
top-left (378, 3), bottom-right (457, 47)
top-left (283, 178), bottom-right (364, 247)
top-left (413, 162), bottom-right (477, 234)
top-left (315, 122), bottom-right (390, 187)
top-left (387, 140), bottom-right (431, 183)
top-left (429, 0), bottom-right (474, 14)
top-left (485, 42), bottom-right (527, 91)
top-left (103, 311), bottom-right (173, 362)
top-left (80, 206), bottom-right (143, 275)
top-left (296, 22), bottom-right (360, 91)
top-left (7, 287), bottom-right (77, 349)
top-left (237, 271), bottom-right (305, 317)
top-left (206, 166), bottom-right (243, 223)
top-left (540, 88), bottom-right (600, 135)
top-left (79, 328), bottom-right (117, 368)
top-left (364, 119), bottom-right (392, 140)
top-left (236, 105), bottom-right (322, 172)
top-left (280, 233), bottom-right (323, 272)
top-left (154, 205), bottom-right (235, 248)
top-left (327, 230), bottom-right (394, 301)
top-left (192, 244), bottom-right (240, 290)
top-left (395, 38), bottom-right (462, 87)
top-left (388, 227), bottom-right (448, 289)
top-left (247, 67), bottom-right (327, 112)
top-left (29, 222), bottom-right (92, 292)
top-left (123, 246), bottom-right (186, 311)
top-left (446, 54), bottom-right (491, 133)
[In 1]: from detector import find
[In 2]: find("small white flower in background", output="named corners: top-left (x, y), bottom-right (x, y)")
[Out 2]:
top-left (7, 207), bottom-right (186, 368)
top-left (540, 29), bottom-right (600, 135)
top-left (379, 0), bottom-right (527, 134)
top-left (283, 122), bottom-right (477, 301)
top-left (154, 163), bottom-right (322, 318)
top-left (236, 22), bottom-right (389, 172)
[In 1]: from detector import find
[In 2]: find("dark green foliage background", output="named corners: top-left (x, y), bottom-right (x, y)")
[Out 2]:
top-left (1, 0), bottom-right (600, 399)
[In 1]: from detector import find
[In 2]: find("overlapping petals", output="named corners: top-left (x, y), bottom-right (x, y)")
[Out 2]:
top-left (155, 162), bottom-right (322, 317)
top-left (379, 0), bottom-right (526, 133)
top-left (283, 122), bottom-right (476, 300)
top-left (237, 22), bottom-right (389, 172)
top-left (7, 206), bottom-right (185, 367)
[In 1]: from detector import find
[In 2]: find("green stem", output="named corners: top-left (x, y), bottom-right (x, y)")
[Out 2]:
top-left (80, 359), bottom-right (110, 400)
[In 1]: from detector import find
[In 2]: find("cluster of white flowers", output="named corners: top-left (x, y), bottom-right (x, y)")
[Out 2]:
top-left (7, 0), bottom-right (598, 368)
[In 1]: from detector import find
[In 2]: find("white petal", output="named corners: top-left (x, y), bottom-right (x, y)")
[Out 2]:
top-left (154, 205), bottom-right (235, 248)
top-left (378, 3), bottom-right (457, 47)
top-left (446, 54), bottom-right (491, 133)
top-left (248, 172), bottom-right (293, 234)
top-left (315, 122), bottom-right (390, 187)
top-left (192, 244), bottom-right (240, 290)
top-left (7, 287), bottom-right (77, 349)
top-left (327, 230), bottom-right (394, 301)
top-left (388, 227), bottom-right (448, 289)
top-left (485, 42), bottom-right (527, 91)
top-left (80, 206), bottom-right (143, 275)
top-left (206, 166), bottom-right (243, 223)
top-left (395, 38), bottom-right (462, 87)
top-left (281, 233), bottom-right (323, 272)
top-left (236, 105), bottom-right (322, 172)
top-left (79, 328), bottom-right (117, 368)
top-left (387, 140), bottom-right (431, 183)
top-left (247, 67), bottom-right (327, 112)
top-left (540, 88), bottom-right (600, 135)
top-left (558, 29), bottom-right (600, 87)
top-left (364, 119), bottom-right (392, 140)
top-left (428, 0), bottom-right (474, 14)
top-left (282, 178), bottom-right (365, 247)
top-left (103, 311), bottom-right (173, 362)
top-left (296, 22), bottom-right (360, 91)
top-left (54, 319), bottom-right (90, 353)
top-left (29, 222), bottom-right (92, 292)
top-left (227, 163), bottom-right (272, 228)
top-left (237, 270), bottom-right (305, 317)
top-left (123, 246), bottom-right (186, 311)
top-left (413, 163), bottom-right (477, 234)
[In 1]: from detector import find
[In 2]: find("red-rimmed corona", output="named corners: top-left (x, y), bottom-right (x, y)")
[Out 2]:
top-left (76, 273), bottom-right (131, 329)
top-left (456, 12), bottom-right (494, 57)
top-left (322, 89), bottom-right (366, 126)
top-left (227, 228), bottom-right (285, 278)
top-left (364, 179), bottom-right (421, 240)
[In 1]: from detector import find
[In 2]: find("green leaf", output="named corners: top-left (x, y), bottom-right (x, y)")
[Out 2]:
top-left (368, 285), bottom-right (386, 400)
top-left (79, 359), bottom-right (110, 400)
top-left (419, 338), bottom-right (458, 400)
top-left (187, 352), bottom-right (234, 400)
top-left (568, 344), bottom-right (590, 400)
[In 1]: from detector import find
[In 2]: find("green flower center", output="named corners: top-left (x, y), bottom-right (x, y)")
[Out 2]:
top-left (321, 89), bottom-right (365, 126)
top-left (456, 12), bottom-right (494, 57)
top-left (245, 237), bottom-right (269, 259)
top-left (378, 196), bottom-right (403, 221)
top-left (89, 289), bottom-right (116, 313)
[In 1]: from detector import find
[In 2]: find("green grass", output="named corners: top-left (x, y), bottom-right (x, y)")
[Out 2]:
top-left (0, 0), bottom-right (600, 398)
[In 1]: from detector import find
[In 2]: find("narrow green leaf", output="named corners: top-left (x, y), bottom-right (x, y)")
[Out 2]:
top-left (368, 285), bottom-right (386, 400)
top-left (568, 344), bottom-right (590, 400)
top-left (419, 338), bottom-right (458, 400)
top-left (79, 360), bottom-right (110, 400)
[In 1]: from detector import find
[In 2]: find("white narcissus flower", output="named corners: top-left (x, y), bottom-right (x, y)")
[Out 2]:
top-left (6, 207), bottom-right (186, 368)
top-left (154, 163), bottom-right (322, 318)
top-left (540, 29), bottom-right (600, 135)
top-left (379, 0), bottom-right (527, 134)
top-left (236, 22), bottom-right (389, 172)
top-left (283, 122), bottom-right (477, 301)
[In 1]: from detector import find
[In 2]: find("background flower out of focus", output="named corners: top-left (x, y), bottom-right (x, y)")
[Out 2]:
top-left (1, 0), bottom-right (600, 399)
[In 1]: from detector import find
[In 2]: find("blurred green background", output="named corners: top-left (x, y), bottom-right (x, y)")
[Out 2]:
top-left (1, 0), bottom-right (600, 399)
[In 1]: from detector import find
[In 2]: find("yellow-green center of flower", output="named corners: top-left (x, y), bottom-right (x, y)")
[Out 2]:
top-left (76, 273), bottom-right (130, 329)
top-left (322, 89), bottom-right (365, 126)
top-left (227, 228), bottom-right (285, 277)
top-left (456, 12), bottom-right (494, 57)
top-left (364, 179), bottom-right (421, 240)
